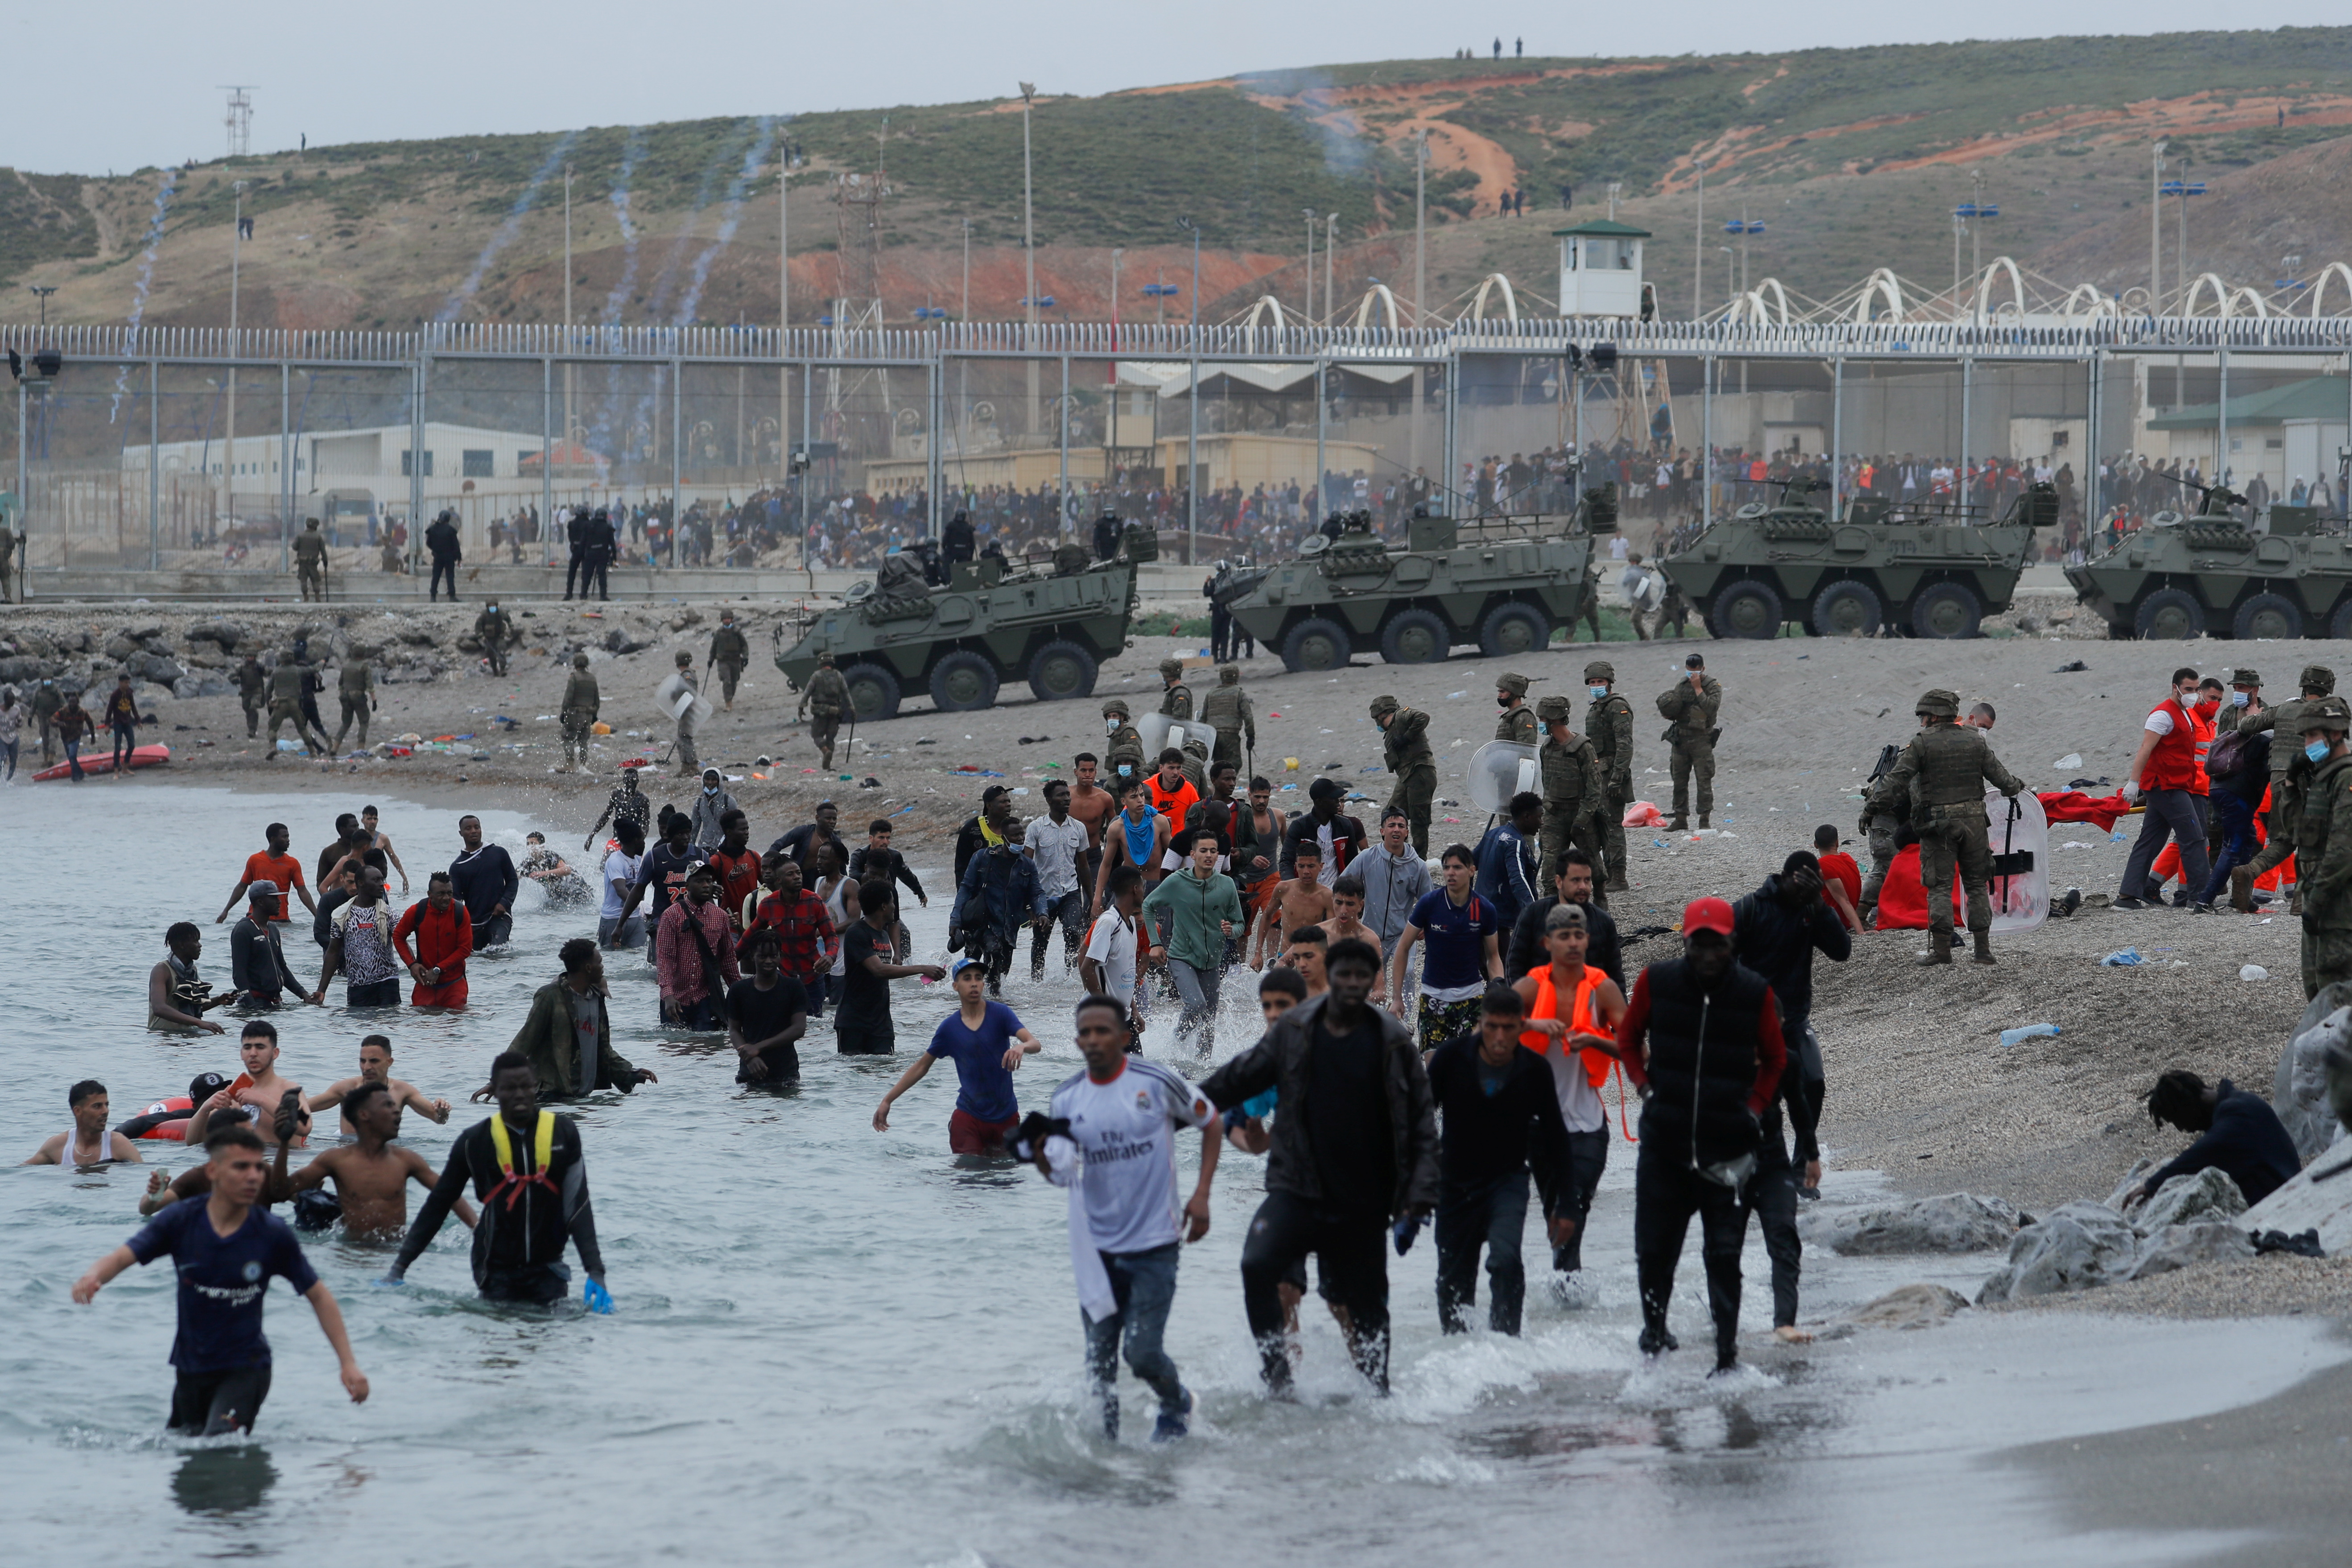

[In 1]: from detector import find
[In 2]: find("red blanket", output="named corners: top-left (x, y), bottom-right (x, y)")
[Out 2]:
top-left (1874, 791), bottom-right (2110, 930)
top-left (2038, 791), bottom-right (2133, 831)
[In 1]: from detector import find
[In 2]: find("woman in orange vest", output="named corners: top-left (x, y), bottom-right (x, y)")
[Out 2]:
top-left (1512, 902), bottom-right (1627, 1299)
top-left (393, 871), bottom-right (476, 1008)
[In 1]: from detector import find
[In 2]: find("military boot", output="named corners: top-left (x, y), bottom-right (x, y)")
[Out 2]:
top-left (820, 745), bottom-right (835, 770)
top-left (1971, 929), bottom-right (1996, 966)
top-left (2229, 866), bottom-right (2255, 914)
top-left (1699, 813), bottom-right (1711, 829)
top-left (1606, 873), bottom-right (1630, 893)
top-left (1669, 815), bottom-right (1689, 833)
top-left (1916, 929), bottom-right (1953, 966)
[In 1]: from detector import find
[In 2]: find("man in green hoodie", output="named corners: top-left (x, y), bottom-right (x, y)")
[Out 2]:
top-left (1143, 828), bottom-right (1245, 1055)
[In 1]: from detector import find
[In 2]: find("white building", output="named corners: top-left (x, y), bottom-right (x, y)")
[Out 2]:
top-left (1555, 219), bottom-right (1651, 318)
top-left (119, 420), bottom-right (581, 493)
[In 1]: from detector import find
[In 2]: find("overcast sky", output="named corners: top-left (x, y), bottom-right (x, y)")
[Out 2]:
top-left (18, 2), bottom-right (2346, 174)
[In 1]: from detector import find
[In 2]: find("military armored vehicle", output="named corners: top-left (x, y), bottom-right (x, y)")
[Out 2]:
top-left (1215, 490), bottom-right (1617, 673)
top-left (1658, 479), bottom-right (2055, 640)
top-left (2063, 480), bottom-right (2347, 639)
top-left (772, 526), bottom-right (1153, 721)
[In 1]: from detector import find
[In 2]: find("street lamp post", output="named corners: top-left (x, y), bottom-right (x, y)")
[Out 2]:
top-left (1177, 216), bottom-right (1199, 327)
top-left (1302, 208), bottom-right (1316, 325)
top-left (1324, 211), bottom-right (1338, 330)
top-left (1414, 130), bottom-right (1428, 326)
top-left (1692, 157), bottom-right (1704, 321)
top-left (1020, 82), bottom-right (1039, 442)
top-left (227, 179), bottom-right (246, 557)
top-left (2150, 140), bottom-right (2168, 309)
top-left (2162, 173), bottom-right (2207, 309)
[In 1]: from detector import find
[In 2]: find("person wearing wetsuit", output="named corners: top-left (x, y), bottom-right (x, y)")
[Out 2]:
top-left (388, 1051), bottom-right (606, 1305)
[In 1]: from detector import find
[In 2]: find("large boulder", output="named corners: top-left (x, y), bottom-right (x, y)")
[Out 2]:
top-left (103, 634), bottom-right (142, 662)
top-left (2123, 1222), bottom-right (2257, 1282)
top-left (185, 620), bottom-right (244, 650)
top-left (131, 653), bottom-right (186, 686)
top-left (173, 675), bottom-right (234, 699)
top-left (2133, 1167), bottom-right (2248, 1231)
top-left (2276, 990), bottom-right (2352, 1161)
top-left (1977, 1201), bottom-right (2141, 1303)
top-left (1800, 1193), bottom-right (2024, 1255)
top-left (1840, 1282), bottom-right (1970, 1330)
top-left (0, 655), bottom-right (59, 684)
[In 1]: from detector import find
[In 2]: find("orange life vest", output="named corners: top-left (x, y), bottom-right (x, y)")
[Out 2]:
top-left (1521, 964), bottom-right (1614, 1092)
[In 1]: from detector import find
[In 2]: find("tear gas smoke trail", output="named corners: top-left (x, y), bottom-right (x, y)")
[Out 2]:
top-left (673, 116), bottom-right (780, 327)
top-left (435, 130), bottom-right (581, 325)
top-left (615, 118), bottom-right (758, 471)
top-left (110, 168), bottom-right (180, 424)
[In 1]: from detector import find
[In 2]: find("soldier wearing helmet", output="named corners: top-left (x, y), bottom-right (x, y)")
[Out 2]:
top-left (2237, 664), bottom-right (2336, 912)
top-left (1158, 658), bottom-right (1194, 722)
top-left (2293, 694), bottom-right (2352, 998)
top-left (1494, 671), bottom-right (1538, 745)
top-left (1876, 688), bottom-right (2024, 966)
top-left (1584, 660), bottom-right (1634, 891)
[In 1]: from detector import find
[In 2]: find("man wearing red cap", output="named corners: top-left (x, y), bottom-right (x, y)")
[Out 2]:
top-left (1613, 895), bottom-right (1787, 1374)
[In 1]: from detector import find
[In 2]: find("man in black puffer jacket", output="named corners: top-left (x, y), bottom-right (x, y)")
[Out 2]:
top-left (1202, 938), bottom-right (1439, 1397)
top-left (1617, 896), bottom-right (1787, 1372)
top-left (1731, 853), bottom-right (1850, 1344)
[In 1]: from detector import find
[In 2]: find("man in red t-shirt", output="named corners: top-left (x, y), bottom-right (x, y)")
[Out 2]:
top-left (215, 823), bottom-right (316, 924)
top-left (1811, 825), bottom-right (1863, 932)
top-left (2117, 667), bottom-right (2212, 911)
top-left (706, 810), bottom-right (763, 932)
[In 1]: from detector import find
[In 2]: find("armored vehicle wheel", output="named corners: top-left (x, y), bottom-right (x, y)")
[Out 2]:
top-left (1811, 580), bottom-right (1883, 638)
top-left (1477, 602), bottom-right (1551, 659)
top-left (1909, 582), bottom-right (1983, 640)
top-left (1280, 616), bottom-right (1353, 673)
top-left (1026, 639), bottom-right (1099, 702)
top-left (1710, 580), bottom-right (1783, 640)
top-left (2331, 600), bottom-right (2352, 640)
top-left (2232, 592), bottom-right (2302, 641)
top-left (2133, 588), bottom-right (2205, 641)
top-left (1379, 608), bottom-right (1452, 664)
top-left (928, 650), bottom-right (1001, 712)
top-left (842, 661), bottom-right (903, 722)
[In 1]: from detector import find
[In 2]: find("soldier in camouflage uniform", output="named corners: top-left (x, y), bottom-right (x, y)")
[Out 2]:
top-left (293, 518), bottom-right (329, 602)
top-left (330, 648), bottom-right (376, 752)
top-left (706, 609), bottom-right (750, 710)
top-left (1157, 659), bottom-right (1193, 722)
top-left (1370, 693), bottom-right (1436, 856)
top-left (2238, 663), bottom-right (2335, 912)
top-left (1857, 746), bottom-right (1908, 928)
top-left (1878, 688), bottom-right (2025, 966)
top-left (2293, 696), bottom-right (2352, 999)
top-left (1494, 671), bottom-right (1538, 744)
top-left (1101, 697), bottom-right (1147, 788)
top-left (559, 652), bottom-right (601, 771)
top-left (1656, 652), bottom-right (1723, 830)
top-left (1198, 664), bottom-right (1255, 774)
top-left (265, 655), bottom-right (326, 757)
top-left (2216, 667), bottom-right (2262, 735)
top-left (236, 653), bottom-right (268, 739)
top-left (474, 600), bottom-right (515, 677)
top-left (1535, 695), bottom-right (1608, 905)
top-left (798, 651), bottom-right (850, 771)
top-left (1584, 660), bottom-right (1634, 892)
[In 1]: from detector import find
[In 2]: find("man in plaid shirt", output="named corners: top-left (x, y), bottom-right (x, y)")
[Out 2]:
top-left (750, 855), bottom-right (840, 1011)
top-left (655, 865), bottom-right (741, 1030)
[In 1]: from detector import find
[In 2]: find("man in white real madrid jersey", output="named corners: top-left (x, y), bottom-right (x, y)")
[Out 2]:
top-left (1018, 994), bottom-right (1220, 1442)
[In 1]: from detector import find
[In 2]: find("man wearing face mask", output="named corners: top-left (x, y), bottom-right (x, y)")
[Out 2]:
top-left (2115, 668), bottom-right (2214, 913)
top-left (1877, 689), bottom-right (2025, 963)
top-left (2292, 697), bottom-right (2352, 998)
top-left (2237, 664), bottom-right (2334, 914)
top-left (1102, 698), bottom-right (1147, 786)
top-left (2216, 668), bottom-right (2264, 735)
top-left (689, 768), bottom-right (739, 851)
top-left (1585, 661), bottom-right (1635, 892)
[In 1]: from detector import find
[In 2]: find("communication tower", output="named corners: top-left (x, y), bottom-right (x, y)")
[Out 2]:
top-left (220, 87), bottom-right (255, 158)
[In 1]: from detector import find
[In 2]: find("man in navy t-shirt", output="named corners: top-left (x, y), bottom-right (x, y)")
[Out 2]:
top-left (872, 957), bottom-right (1041, 1155)
top-left (1390, 842), bottom-right (1503, 1050)
top-left (73, 1122), bottom-right (370, 1435)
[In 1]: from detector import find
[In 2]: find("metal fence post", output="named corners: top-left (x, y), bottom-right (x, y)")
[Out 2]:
top-left (1701, 353), bottom-right (1713, 530)
top-left (148, 360), bottom-right (161, 572)
top-left (1830, 355), bottom-right (1843, 516)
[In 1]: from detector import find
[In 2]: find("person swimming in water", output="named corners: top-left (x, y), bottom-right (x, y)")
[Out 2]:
top-left (23, 1080), bottom-right (143, 1166)
top-left (305, 1035), bottom-right (454, 1136)
top-left (269, 1081), bottom-right (480, 1238)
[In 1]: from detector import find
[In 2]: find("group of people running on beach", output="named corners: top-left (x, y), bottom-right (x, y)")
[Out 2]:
top-left (52, 737), bottom-right (2272, 1447)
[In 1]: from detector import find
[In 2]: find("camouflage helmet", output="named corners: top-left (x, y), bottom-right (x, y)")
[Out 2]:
top-left (1583, 660), bottom-right (1616, 684)
top-left (1368, 694), bottom-right (1401, 718)
top-left (817, 651), bottom-right (835, 665)
top-left (1218, 664), bottom-right (1240, 685)
top-left (1159, 658), bottom-right (1185, 681)
top-left (1102, 697), bottom-right (1131, 718)
top-left (2302, 695), bottom-right (2352, 734)
top-left (1535, 695), bottom-right (1572, 723)
top-left (2300, 664), bottom-right (2337, 696)
top-left (2229, 667), bottom-right (2261, 688)
top-left (572, 652), bottom-right (590, 669)
top-left (1496, 671), bottom-right (1530, 698)
top-left (1915, 688), bottom-right (1961, 718)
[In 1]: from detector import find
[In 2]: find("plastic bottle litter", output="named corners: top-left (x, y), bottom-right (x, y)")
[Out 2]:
top-left (2100, 948), bottom-right (2142, 966)
top-left (2241, 965), bottom-right (2270, 982)
top-left (2000, 1023), bottom-right (2062, 1048)
top-left (2053, 753), bottom-right (2083, 770)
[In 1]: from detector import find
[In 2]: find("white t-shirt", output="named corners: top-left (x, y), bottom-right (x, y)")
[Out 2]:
top-left (601, 848), bottom-right (644, 919)
top-left (1083, 908), bottom-right (1139, 1004)
top-left (1024, 814), bottom-right (1091, 901)
top-left (1049, 1059), bottom-right (1215, 1255)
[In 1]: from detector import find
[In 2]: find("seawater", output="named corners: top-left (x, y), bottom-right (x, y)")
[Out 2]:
top-left (2, 782), bottom-right (2339, 1567)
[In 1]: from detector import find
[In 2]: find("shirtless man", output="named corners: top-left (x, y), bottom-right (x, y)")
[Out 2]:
top-left (1280, 925), bottom-right (1333, 998)
top-left (24, 1080), bottom-right (143, 1165)
top-left (270, 1082), bottom-right (479, 1237)
top-left (1068, 753), bottom-right (1117, 899)
top-left (185, 1021), bottom-right (311, 1148)
top-left (360, 805), bottom-right (410, 897)
top-left (1250, 842), bottom-right (1335, 969)
top-left (305, 1035), bottom-right (454, 1136)
top-left (1092, 778), bottom-right (1169, 917)
top-left (1325, 875), bottom-right (1386, 973)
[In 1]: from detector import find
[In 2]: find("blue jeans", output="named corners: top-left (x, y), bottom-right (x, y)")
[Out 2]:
top-left (662, 994), bottom-right (725, 1031)
top-left (1166, 958), bottom-right (1222, 1052)
top-left (1081, 1242), bottom-right (1185, 1437)
top-left (1435, 1171), bottom-right (1532, 1334)
top-left (62, 739), bottom-right (83, 780)
top-left (2199, 793), bottom-right (2261, 905)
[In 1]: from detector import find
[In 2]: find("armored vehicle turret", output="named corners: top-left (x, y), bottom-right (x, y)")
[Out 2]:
top-left (1215, 487), bottom-right (1617, 673)
top-left (772, 525), bottom-right (1152, 721)
top-left (1658, 478), bottom-right (2053, 639)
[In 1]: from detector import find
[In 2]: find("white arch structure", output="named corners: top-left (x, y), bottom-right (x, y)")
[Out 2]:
top-left (1851, 268), bottom-right (1904, 323)
top-left (2227, 285), bottom-right (2271, 319)
top-left (1350, 283), bottom-right (1403, 332)
top-left (2311, 262), bottom-right (2352, 318)
top-left (2181, 272), bottom-right (2232, 318)
top-left (2059, 283), bottom-right (2118, 322)
top-left (1465, 273), bottom-right (1519, 325)
top-left (1238, 296), bottom-right (1291, 332)
top-left (1969, 256), bottom-right (2029, 324)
